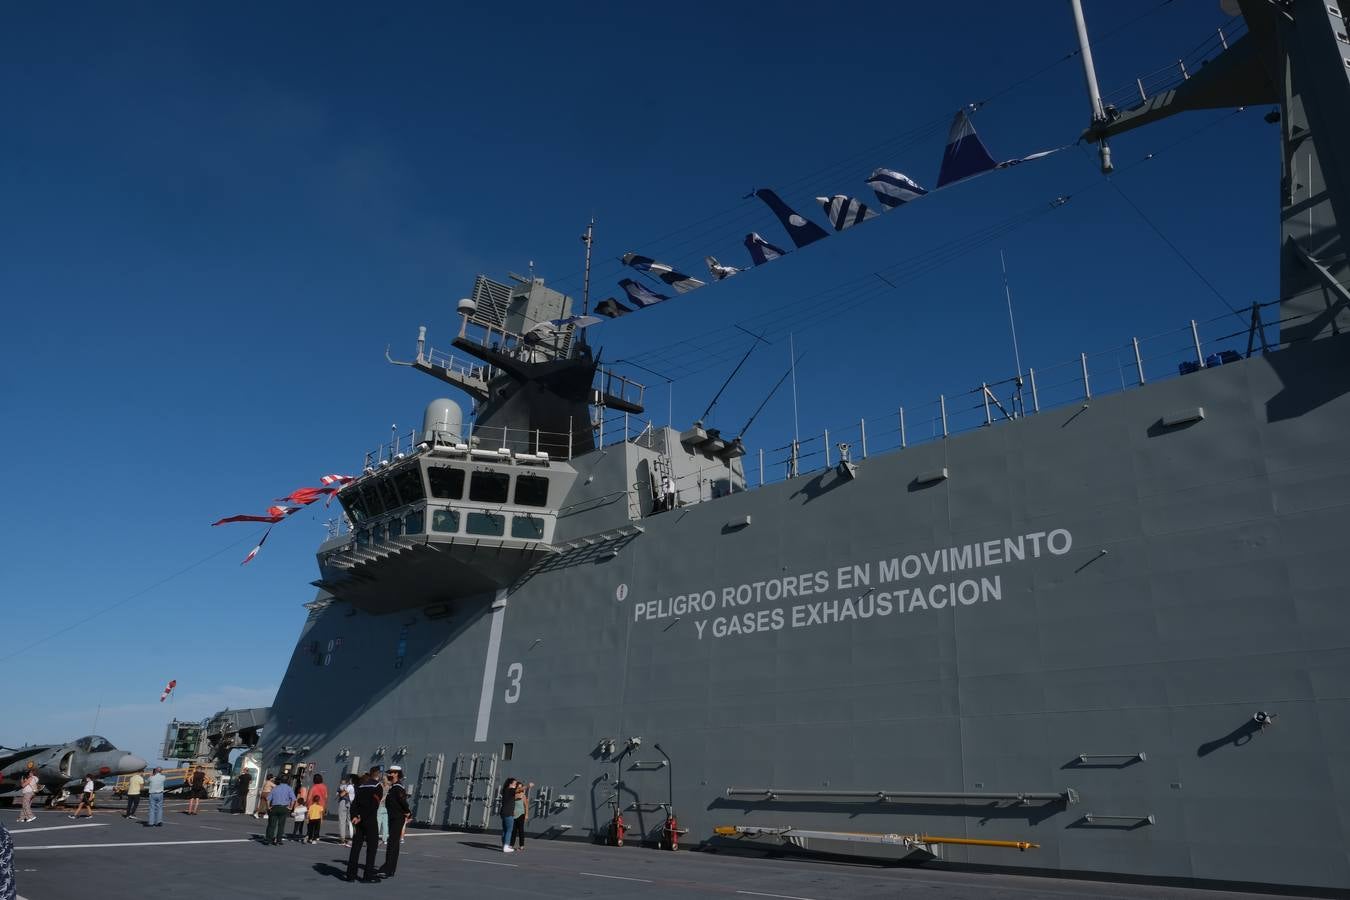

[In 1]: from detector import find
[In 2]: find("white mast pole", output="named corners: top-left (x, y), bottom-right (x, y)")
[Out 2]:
top-left (1001, 250), bottom-right (1026, 416)
top-left (1068, 0), bottom-right (1114, 173)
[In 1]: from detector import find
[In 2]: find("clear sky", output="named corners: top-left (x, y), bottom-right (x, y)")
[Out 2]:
top-left (1, 1), bottom-right (1274, 762)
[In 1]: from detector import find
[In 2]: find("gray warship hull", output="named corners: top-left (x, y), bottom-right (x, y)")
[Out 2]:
top-left (263, 330), bottom-right (1350, 893)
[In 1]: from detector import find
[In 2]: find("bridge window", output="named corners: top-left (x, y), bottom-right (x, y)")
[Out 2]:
top-left (514, 474), bottom-right (550, 508)
top-left (393, 466), bottom-right (425, 504)
top-left (404, 509), bottom-right (424, 535)
top-left (511, 515), bottom-right (545, 540)
top-left (428, 466), bottom-right (465, 500)
top-left (361, 484), bottom-right (385, 517)
top-left (341, 492), bottom-right (368, 524)
top-left (388, 517), bottom-right (403, 539)
top-left (469, 471), bottom-right (510, 504)
top-left (432, 509), bottom-right (460, 533)
top-left (372, 524), bottom-right (386, 544)
top-left (376, 478), bottom-right (400, 512)
top-left (466, 511), bottom-right (505, 536)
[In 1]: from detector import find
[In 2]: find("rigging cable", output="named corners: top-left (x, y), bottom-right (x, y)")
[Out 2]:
top-left (1073, 134), bottom-right (1247, 322)
top-left (539, 1), bottom-right (1185, 299)
top-left (0, 528), bottom-right (267, 664)
top-left (619, 108), bottom-right (1253, 381)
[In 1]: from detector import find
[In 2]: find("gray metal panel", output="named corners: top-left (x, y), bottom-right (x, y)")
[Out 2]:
top-left (262, 337), bottom-right (1350, 890)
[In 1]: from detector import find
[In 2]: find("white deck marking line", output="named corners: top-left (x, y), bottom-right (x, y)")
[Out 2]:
top-left (461, 857), bottom-right (518, 867)
top-left (580, 872), bottom-right (654, 882)
top-left (5, 823), bottom-right (107, 834)
top-left (15, 838), bottom-right (251, 851)
top-left (737, 891), bottom-right (818, 900)
top-left (473, 589), bottom-right (509, 742)
top-left (404, 830), bottom-right (470, 837)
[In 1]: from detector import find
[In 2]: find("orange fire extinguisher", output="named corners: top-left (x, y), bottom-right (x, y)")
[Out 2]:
top-left (610, 809), bottom-right (626, 847)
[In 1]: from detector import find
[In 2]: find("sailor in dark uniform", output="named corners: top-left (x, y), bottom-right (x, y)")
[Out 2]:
top-left (344, 767), bottom-right (384, 883)
top-left (378, 765), bottom-right (412, 877)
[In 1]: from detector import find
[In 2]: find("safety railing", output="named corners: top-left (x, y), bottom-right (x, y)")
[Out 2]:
top-left (359, 421), bottom-right (580, 471)
top-left (422, 345), bottom-right (487, 382)
top-left (1099, 17), bottom-right (1248, 112)
top-left (744, 301), bottom-right (1302, 489)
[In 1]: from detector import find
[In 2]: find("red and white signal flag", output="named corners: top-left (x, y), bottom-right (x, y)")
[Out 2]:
top-left (241, 527), bottom-right (272, 566)
top-left (274, 486), bottom-right (337, 506)
top-left (160, 679), bottom-right (177, 702)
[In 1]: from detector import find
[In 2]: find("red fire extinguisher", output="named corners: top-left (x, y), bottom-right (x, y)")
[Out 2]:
top-left (610, 809), bottom-right (626, 847)
top-left (662, 810), bottom-right (679, 851)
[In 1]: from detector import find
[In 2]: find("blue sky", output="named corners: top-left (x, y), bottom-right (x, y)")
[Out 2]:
top-left (1, 1), bottom-right (1274, 762)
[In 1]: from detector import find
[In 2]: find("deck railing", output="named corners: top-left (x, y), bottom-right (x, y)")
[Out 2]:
top-left (749, 300), bottom-right (1293, 488)
top-left (331, 299), bottom-right (1305, 538)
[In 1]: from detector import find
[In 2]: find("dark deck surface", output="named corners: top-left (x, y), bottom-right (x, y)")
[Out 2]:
top-left (4, 803), bottom-right (1324, 899)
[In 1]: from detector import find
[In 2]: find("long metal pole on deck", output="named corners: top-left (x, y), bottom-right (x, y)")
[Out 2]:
top-left (1191, 319), bottom-right (1205, 367)
top-left (899, 407), bottom-right (906, 448)
top-left (860, 418), bottom-right (868, 458)
top-left (1068, 0), bottom-right (1113, 173)
top-left (1133, 337), bottom-right (1145, 384)
top-left (581, 218), bottom-right (595, 316)
top-left (1029, 369), bottom-right (1040, 412)
top-left (1000, 251), bottom-right (1024, 413)
top-left (939, 395), bottom-right (948, 437)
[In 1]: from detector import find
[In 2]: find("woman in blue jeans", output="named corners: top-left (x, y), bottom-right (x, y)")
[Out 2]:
top-left (498, 778), bottom-right (518, 852)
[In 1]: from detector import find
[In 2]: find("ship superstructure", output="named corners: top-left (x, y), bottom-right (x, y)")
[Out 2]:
top-left (259, 2), bottom-right (1350, 892)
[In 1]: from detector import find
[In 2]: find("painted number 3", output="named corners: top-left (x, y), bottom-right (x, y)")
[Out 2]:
top-left (504, 662), bottom-right (523, 704)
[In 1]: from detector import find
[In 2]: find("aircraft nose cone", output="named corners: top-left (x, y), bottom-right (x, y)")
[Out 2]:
top-left (121, 754), bottom-right (147, 773)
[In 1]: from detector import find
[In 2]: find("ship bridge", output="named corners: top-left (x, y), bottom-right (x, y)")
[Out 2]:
top-left (313, 424), bottom-right (579, 613)
top-left (312, 269), bottom-right (761, 612)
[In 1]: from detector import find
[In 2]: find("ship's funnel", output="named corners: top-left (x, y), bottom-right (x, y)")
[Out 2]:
top-left (422, 398), bottom-right (464, 444)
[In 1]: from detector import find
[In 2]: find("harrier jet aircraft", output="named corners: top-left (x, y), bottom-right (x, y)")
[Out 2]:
top-left (0, 736), bottom-right (147, 804)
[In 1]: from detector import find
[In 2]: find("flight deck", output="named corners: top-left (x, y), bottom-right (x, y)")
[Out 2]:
top-left (4, 805), bottom-right (1330, 900)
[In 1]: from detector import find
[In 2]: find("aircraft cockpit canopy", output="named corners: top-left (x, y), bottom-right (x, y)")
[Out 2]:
top-left (76, 735), bottom-right (115, 752)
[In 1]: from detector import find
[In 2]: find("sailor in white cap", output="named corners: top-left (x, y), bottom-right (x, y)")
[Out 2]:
top-left (378, 765), bottom-right (412, 878)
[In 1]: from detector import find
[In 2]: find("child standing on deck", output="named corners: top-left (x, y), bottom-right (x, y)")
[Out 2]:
top-left (306, 774), bottom-right (327, 844)
top-left (291, 799), bottom-right (309, 840)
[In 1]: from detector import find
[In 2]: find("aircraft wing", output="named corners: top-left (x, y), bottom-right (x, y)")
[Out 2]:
top-left (0, 744), bottom-right (50, 771)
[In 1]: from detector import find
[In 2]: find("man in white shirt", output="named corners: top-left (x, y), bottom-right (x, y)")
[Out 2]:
top-left (146, 768), bottom-right (167, 827)
top-left (123, 771), bottom-right (146, 820)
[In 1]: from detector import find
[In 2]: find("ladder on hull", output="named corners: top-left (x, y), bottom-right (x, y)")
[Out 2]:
top-left (446, 752), bottom-right (499, 830)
